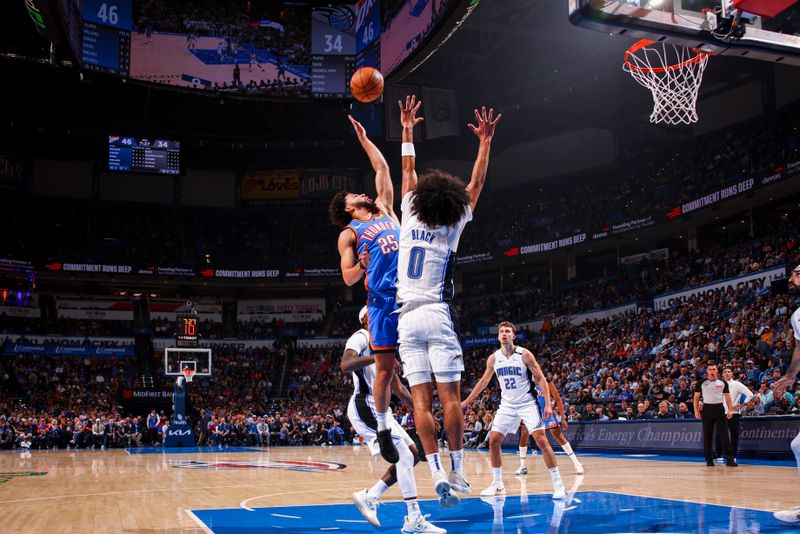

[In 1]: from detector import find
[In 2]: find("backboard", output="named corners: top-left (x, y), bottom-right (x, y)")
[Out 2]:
top-left (165, 347), bottom-right (212, 377)
top-left (569, 0), bottom-right (800, 66)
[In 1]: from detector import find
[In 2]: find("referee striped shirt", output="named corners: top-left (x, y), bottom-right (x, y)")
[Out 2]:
top-left (695, 378), bottom-right (729, 405)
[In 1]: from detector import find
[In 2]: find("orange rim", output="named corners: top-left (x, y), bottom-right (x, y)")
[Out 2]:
top-left (624, 39), bottom-right (709, 74)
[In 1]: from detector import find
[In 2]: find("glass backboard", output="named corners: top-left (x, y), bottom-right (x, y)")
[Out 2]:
top-left (165, 347), bottom-right (212, 377)
top-left (569, 0), bottom-right (800, 65)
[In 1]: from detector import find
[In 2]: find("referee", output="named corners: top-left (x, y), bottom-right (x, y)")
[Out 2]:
top-left (693, 361), bottom-right (737, 467)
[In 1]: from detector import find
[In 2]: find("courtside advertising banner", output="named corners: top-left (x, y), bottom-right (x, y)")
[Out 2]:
top-left (653, 266), bottom-right (786, 310)
top-left (241, 170), bottom-right (300, 200)
top-left (514, 417), bottom-right (800, 454)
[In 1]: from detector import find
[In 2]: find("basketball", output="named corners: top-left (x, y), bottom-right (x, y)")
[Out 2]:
top-left (350, 67), bottom-right (384, 103)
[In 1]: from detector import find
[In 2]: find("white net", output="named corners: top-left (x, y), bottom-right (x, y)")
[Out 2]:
top-left (623, 40), bottom-right (710, 125)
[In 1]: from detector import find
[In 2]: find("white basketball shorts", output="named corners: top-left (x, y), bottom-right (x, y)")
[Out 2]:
top-left (347, 394), bottom-right (414, 456)
top-left (398, 302), bottom-right (464, 384)
top-left (491, 401), bottom-right (545, 436)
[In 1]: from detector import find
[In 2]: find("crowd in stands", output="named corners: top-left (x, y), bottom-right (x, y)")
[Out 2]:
top-left (2, 266), bottom-right (799, 450)
top-left (457, 99), bottom-right (800, 258)
top-left (4, 98), bottom-right (800, 278)
top-left (456, 211), bottom-right (799, 331)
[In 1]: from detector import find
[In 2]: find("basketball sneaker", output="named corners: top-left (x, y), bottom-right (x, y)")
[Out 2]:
top-left (480, 481), bottom-right (506, 496)
top-left (575, 463), bottom-right (585, 475)
top-left (515, 466), bottom-right (528, 475)
top-left (773, 506), bottom-right (800, 524)
top-left (552, 481), bottom-right (566, 500)
top-left (376, 429), bottom-right (399, 464)
top-left (352, 489), bottom-right (380, 527)
top-left (401, 514), bottom-right (447, 533)
top-left (432, 471), bottom-right (460, 508)
top-left (448, 470), bottom-right (472, 494)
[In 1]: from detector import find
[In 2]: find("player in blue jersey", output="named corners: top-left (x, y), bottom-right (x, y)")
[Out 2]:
top-left (516, 382), bottom-right (584, 476)
top-left (329, 115), bottom-right (401, 464)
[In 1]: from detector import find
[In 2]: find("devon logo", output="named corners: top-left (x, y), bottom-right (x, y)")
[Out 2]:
top-left (0, 471), bottom-right (47, 484)
top-left (171, 460), bottom-right (346, 472)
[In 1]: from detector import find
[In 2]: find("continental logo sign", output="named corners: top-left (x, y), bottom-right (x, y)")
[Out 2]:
top-left (242, 170), bottom-right (300, 200)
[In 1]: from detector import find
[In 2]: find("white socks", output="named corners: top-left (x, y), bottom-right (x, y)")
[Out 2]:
top-left (561, 442), bottom-right (581, 466)
top-left (519, 446), bottom-right (527, 466)
top-left (426, 453), bottom-right (444, 476)
top-left (405, 499), bottom-right (421, 521)
top-left (376, 411), bottom-right (390, 431)
top-left (367, 480), bottom-right (388, 500)
top-left (549, 466), bottom-right (563, 487)
top-left (449, 449), bottom-right (465, 476)
top-left (492, 466), bottom-right (503, 484)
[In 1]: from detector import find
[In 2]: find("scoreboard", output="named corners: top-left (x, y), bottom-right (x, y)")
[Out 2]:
top-left (311, 5), bottom-right (357, 98)
top-left (108, 136), bottom-right (181, 175)
top-left (81, 0), bottom-right (131, 76)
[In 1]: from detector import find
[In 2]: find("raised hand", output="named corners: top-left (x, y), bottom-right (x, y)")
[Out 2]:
top-left (348, 114), bottom-right (367, 140)
top-left (468, 106), bottom-right (502, 141)
top-left (398, 95), bottom-right (424, 129)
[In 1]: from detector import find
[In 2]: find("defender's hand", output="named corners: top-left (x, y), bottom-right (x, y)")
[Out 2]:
top-left (398, 95), bottom-right (424, 128)
top-left (468, 106), bottom-right (502, 141)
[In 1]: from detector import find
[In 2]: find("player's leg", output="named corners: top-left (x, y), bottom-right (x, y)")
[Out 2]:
top-left (436, 377), bottom-right (471, 494)
top-left (480, 430), bottom-right (509, 496)
top-left (773, 430), bottom-right (800, 523)
top-left (428, 309), bottom-right (470, 494)
top-left (481, 406), bottom-right (517, 496)
top-left (408, 379), bottom-right (459, 508)
top-left (532, 429), bottom-right (565, 499)
top-left (549, 426), bottom-right (584, 474)
top-left (516, 423), bottom-right (529, 475)
top-left (368, 298), bottom-right (400, 463)
top-left (528, 417), bottom-right (565, 499)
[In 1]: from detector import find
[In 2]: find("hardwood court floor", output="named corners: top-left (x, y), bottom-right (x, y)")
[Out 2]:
top-left (0, 445), bottom-right (795, 533)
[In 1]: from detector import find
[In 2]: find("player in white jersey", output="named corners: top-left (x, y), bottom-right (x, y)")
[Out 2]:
top-left (771, 264), bottom-right (800, 524)
top-left (461, 321), bottom-right (566, 499)
top-left (395, 95), bottom-right (501, 507)
top-left (342, 307), bottom-right (445, 534)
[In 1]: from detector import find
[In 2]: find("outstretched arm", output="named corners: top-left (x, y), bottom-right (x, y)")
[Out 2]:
top-left (348, 115), bottom-right (397, 224)
top-left (465, 107), bottom-right (502, 212)
top-left (391, 372), bottom-right (414, 407)
top-left (340, 348), bottom-right (374, 374)
top-left (461, 355), bottom-right (496, 408)
top-left (399, 95), bottom-right (424, 198)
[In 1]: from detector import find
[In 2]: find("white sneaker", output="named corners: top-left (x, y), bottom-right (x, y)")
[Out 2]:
top-left (574, 463), bottom-right (585, 475)
top-left (402, 514), bottom-right (447, 533)
top-left (480, 481), bottom-right (506, 496)
top-left (352, 489), bottom-right (380, 527)
top-left (432, 471), bottom-right (460, 508)
top-left (448, 470), bottom-right (472, 494)
top-left (552, 481), bottom-right (566, 500)
top-left (773, 506), bottom-right (800, 524)
top-left (515, 466), bottom-right (528, 475)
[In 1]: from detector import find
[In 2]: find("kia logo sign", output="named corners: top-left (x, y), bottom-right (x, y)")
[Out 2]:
top-left (168, 429), bottom-right (192, 437)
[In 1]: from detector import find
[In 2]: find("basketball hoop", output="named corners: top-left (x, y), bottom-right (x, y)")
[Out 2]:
top-left (623, 39), bottom-right (710, 125)
top-left (180, 367), bottom-right (195, 383)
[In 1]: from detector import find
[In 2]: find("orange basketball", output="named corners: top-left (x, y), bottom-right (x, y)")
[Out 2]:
top-left (350, 67), bottom-right (384, 103)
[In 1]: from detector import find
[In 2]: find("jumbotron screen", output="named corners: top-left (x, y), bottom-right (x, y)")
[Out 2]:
top-left (69, 0), bottom-right (468, 98)
top-left (108, 136), bottom-right (181, 175)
